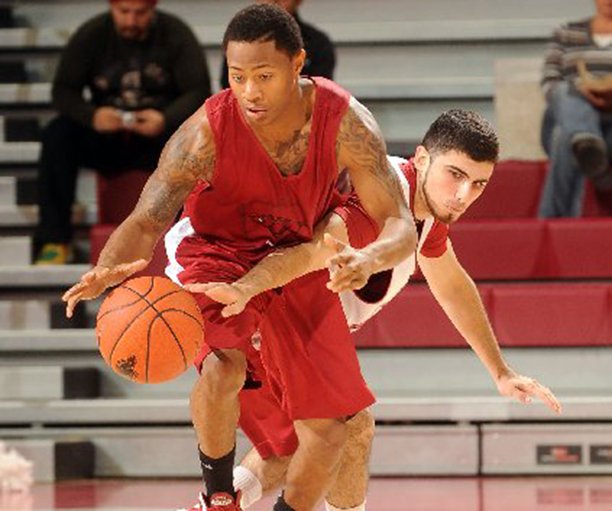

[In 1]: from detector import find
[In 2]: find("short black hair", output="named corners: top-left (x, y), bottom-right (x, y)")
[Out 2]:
top-left (421, 109), bottom-right (499, 163)
top-left (223, 4), bottom-right (303, 58)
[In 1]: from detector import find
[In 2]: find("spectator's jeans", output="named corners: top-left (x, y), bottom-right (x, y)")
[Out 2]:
top-left (539, 81), bottom-right (612, 217)
top-left (34, 115), bottom-right (167, 248)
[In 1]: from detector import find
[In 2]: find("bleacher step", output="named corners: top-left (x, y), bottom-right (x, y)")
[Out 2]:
top-left (0, 366), bottom-right (99, 400)
top-left (0, 328), bottom-right (95, 351)
top-left (0, 235), bottom-right (30, 265)
top-left (0, 174), bottom-right (15, 203)
top-left (1, 395), bottom-right (610, 426)
top-left (3, 439), bottom-right (94, 483)
top-left (0, 299), bottom-right (49, 329)
top-left (482, 423), bottom-right (612, 475)
top-left (0, 204), bottom-right (96, 227)
top-left (3, 422), bottom-right (611, 477)
top-left (0, 264), bottom-right (90, 287)
top-left (0, 141), bottom-right (39, 163)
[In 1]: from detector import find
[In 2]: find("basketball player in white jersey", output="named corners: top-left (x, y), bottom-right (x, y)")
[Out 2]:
top-left (185, 110), bottom-right (562, 510)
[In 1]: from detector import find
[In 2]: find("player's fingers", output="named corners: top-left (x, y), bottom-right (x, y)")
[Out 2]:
top-left (221, 301), bottom-right (246, 318)
top-left (183, 283), bottom-right (213, 293)
top-left (323, 233), bottom-right (349, 254)
top-left (65, 292), bottom-right (84, 319)
top-left (203, 287), bottom-right (237, 305)
top-left (62, 278), bottom-right (91, 302)
top-left (327, 271), bottom-right (359, 292)
top-left (529, 383), bottom-right (563, 414)
top-left (330, 276), bottom-right (366, 293)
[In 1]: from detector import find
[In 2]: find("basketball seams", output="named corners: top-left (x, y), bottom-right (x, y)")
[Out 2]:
top-left (97, 277), bottom-right (156, 320)
top-left (147, 312), bottom-right (189, 382)
top-left (98, 277), bottom-right (203, 383)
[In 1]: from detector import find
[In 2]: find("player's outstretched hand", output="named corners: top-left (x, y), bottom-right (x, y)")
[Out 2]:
top-left (324, 233), bottom-right (374, 293)
top-left (184, 282), bottom-right (250, 318)
top-left (496, 369), bottom-right (562, 414)
top-left (62, 259), bottom-right (148, 318)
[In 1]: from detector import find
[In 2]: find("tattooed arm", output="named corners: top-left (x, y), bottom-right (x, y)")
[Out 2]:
top-left (63, 106), bottom-right (215, 316)
top-left (331, 97), bottom-right (416, 290)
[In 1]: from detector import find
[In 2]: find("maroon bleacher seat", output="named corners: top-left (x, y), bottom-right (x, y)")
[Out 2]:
top-left (450, 220), bottom-right (546, 280)
top-left (353, 283), bottom-right (493, 348)
top-left (545, 219), bottom-right (612, 279)
top-left (96, 169), bottom-right (150, 224)
top-left (461, 160), bottom-right (547, 219)
top-left (490, 283), bottom-right (611, 347)
top-left (90, 170), bottom-right (166, 276)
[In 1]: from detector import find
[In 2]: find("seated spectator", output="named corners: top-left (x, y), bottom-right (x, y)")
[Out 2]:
top-left (34, 0), bottom-right (211, 264)
top-left (539, 0), bottom-right (612, 218)
top-left (219, 0), bottom-right (335, 89)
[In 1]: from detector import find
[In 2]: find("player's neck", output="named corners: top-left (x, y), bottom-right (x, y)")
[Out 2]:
top-left (413, 184), bottom-right (430, 221)
top-left (251, 80), bottom-right (312, 141)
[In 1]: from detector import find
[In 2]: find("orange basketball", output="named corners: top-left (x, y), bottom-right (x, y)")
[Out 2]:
top-left (96, 276), bottom-right (204, 384)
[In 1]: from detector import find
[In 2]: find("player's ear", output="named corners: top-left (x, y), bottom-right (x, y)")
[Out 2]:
top-left (414, 145), bottom-right (431, 172)
top-left (293, 49), bottom-right (306, 77)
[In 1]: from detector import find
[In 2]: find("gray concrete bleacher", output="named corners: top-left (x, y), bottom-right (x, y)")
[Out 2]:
top-left (0, 0), bottom-right (593, 150)
top-left (1, 0), bottom-right (610, 482)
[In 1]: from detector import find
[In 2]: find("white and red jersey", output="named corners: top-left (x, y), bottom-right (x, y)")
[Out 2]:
top-left (339, 156), bottom-right (449, 330)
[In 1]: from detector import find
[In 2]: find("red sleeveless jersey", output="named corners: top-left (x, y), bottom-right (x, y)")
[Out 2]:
top-left (180, 77), bottom-right (350, 259)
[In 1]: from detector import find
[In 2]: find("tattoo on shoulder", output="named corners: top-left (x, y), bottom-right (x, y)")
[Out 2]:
top-left (137, 112), bottom-right (216, 227)
top-left (337, 99), bottom-right (404, 201)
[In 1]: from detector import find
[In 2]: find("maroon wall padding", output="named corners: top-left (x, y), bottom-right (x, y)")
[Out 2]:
top-left (89, 224), bottom-right (167, 277)
top-left (353, 283), bottom-right (492, 348)
top-left (545, 219), bottom-right (612, 278)
top-left (96, 169), bottom-right (151, 224)
top-left (461, 160), bottom-right (547, 219)
top-left (450, 220), bottom-right (546, 280)
top-left (354, 283), bottom-right (612, 348)
top-left (490, 284), bottom-right (611, 347)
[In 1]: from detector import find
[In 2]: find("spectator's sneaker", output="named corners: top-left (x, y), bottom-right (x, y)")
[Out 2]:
top-left (177, 491), bottom-right (242, 511)
top-left (571, 133), bottom-right (608, 178)
top-left (34, 243), bottom-right (73, 265)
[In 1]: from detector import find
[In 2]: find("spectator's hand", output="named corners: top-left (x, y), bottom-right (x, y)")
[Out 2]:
top-left (62, 259), bottom-right (148, 318)
top-left (324, 233), bottom-right (375, 293)
top-left (130, 109), bottom-right (165, 137)
top-left (578, 84), bottom-right (608, 109)
top-left (184, 282), bottom-right (251, 318)
top-left (495, 368), bottom-right (562, 414)
top-left (92, 107), bottom-right (124, 133)
top-left (590, 87), bottom-right (612, 111)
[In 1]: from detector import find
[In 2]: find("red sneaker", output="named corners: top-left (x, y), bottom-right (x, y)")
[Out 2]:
top-left (177, 492), bottom-right (242, 511)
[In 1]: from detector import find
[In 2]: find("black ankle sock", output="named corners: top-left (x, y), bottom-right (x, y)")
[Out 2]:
top-left (199, 446), bottom-right (236, 498)
top-left (273, 493), bottom-right (295, 511)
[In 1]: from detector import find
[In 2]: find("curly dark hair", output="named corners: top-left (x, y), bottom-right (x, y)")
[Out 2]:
top-left (421, 109), bottom-right (499, 163)
top-left (223, 4), bottom-right (303, 57)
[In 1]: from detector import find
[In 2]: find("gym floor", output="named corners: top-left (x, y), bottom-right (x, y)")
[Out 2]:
top-left (3, 475), bottom-right (612, 511)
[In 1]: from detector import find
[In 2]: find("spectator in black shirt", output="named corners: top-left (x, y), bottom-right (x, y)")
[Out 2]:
top-left (35, 0), bottom-right (211, 264)
top-left (219, 0), bottom-right (336, 89)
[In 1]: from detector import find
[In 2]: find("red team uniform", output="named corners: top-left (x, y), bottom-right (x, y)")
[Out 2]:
top-left (235, 157), bottom-right (450, 459)
top-left (165, 77), bottom-right (377, 450)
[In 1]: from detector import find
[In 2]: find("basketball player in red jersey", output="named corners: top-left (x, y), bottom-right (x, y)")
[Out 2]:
top-left (63, 4), bottom-right (416, 511)
top-left (193, 111), bottom-right (562, 510)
